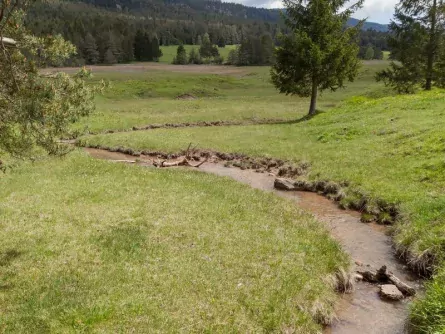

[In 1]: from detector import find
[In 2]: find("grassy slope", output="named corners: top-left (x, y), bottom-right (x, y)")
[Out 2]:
top-left (76, 62), bottom-right (390, 133)
top-left (159, 45), bottom-right (236, 64)
top-left (0, 152), bottom-right (347, 333)
top-left (82, 88), bottom-right (445, 332)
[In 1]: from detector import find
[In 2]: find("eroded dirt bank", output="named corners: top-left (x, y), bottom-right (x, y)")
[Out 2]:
top-left (85, 147), bottom-right (423, 334)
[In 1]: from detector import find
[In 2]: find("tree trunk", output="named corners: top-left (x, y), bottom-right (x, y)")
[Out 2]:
top-left (308, 79), bottom-right (318, 116)
top-left (426, 0), bottom-right (437, 90)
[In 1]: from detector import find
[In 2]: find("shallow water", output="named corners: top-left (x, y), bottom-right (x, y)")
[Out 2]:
top-left (85, 148), bottom-right (422, 334)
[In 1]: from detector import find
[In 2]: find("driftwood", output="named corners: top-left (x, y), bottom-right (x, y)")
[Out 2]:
top-left (156, 143), bottom-right (208, 168)
top-left (387, 271), bottom-right (416, 296)
top-left (357, 265), bottom-right (416, 296)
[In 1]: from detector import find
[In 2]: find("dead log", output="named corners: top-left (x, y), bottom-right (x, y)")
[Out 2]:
top-left (357, 269), bottom-right (378, 283)
top-left (387, 272), bottom-right (416, 296)
top-left (156, 155), bottom-right (209, 168)
top-left (160, 157), bottom-right (189, 167)
top-left (357, 265), bottom-right (416, 296)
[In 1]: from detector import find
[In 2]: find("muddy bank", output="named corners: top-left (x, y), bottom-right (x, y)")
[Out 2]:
top-left (84, 147), bottom-right (423, 334)
top-left (81, 118), bottom-right (292, 136)
top-left (80, 144), bottom-right (403, 225)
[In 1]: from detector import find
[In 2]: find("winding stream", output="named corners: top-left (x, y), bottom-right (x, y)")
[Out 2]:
top-left (85, 147), bottom-right (422, 334)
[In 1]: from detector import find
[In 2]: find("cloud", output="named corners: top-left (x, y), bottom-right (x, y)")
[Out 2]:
top-left (231, 0), bottom-right (397, 24)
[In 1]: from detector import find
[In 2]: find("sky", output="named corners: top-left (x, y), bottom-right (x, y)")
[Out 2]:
top-left (237, 0), bottom-right (396, 24)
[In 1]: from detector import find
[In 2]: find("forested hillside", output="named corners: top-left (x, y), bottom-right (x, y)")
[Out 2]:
top-left (24, 0), bottom-right (388, 65)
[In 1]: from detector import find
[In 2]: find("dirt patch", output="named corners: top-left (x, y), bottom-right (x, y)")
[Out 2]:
top-left (175, 93), bottom-right (196, 100)
top-left (82, 118), bottom-right (291, 136)
top-left (42, 63), bottom-right (249, 76)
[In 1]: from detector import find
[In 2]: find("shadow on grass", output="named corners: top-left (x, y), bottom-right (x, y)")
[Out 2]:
top-left (267, 109), bottom-right (326, 126)
top-left (0, 249), bottom-right (21, 267)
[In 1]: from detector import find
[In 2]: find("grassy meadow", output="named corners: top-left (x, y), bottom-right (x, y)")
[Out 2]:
top-left (0, 152), bottom-right (347, 332)
top-left (76, 61), bottom-right (445, 332)
top-left (3, 58), bottom-right (445, 332)
top-left (76, 61), bottom-right (390, 134)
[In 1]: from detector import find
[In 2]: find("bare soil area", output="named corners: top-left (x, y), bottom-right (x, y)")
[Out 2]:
top-left (43, 63), bottom-right (249, 75)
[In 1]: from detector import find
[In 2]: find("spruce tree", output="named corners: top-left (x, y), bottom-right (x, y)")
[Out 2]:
top-left (188, 48), bottom-right (202, 64)
top-left (271, 0), bottom-right (363, 116)
top-left (376, 0), bottom-right (445, 92)
top-left (199, 33), bottom-right (213, 58)
top-left (133, 30), bottom-right (145, 61)
top-left (103, 48), bottom-right (117, 64)
top-left (83, 33), bottom-right (100, 65)
top-left (173, 45), bottom-right (188, 64)
top-left (151, 35), bottom-right (162, 61)
top-left (365, 46), bottom-right (375, 60)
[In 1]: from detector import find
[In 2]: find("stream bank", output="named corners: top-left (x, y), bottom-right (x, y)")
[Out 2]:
top-left (85, 147), bottom-right (423, 334)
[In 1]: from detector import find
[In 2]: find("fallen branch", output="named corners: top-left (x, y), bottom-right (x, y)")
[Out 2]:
top-left (156, 144), bottom-right (209, 168)
top-left (357, 265), bottom-right (416, 296)
top-left (387, 271), bottom-right (416, 296)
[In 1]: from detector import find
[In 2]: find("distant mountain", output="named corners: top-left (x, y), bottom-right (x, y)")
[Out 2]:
top-left (348, 18), bottom-right (388, 32)
top-left (67, 0), bottom-right (388, 31)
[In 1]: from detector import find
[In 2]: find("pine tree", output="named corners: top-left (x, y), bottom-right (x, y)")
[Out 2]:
top-left (172, 44), bottom-right (187, 64)
top-left (199, 33), bottom-right (214, 58)
top-left (365, 46), bottom-right (375, 60)
top-left (103, 48), bottom-right (117, 64)
top-left (83, 33), bottom-right (99, 64)
top-left (151, 35), bottom-right (162, 61)
top-left (133, 30), bottom-right (145, 61)
top-left (374, 47), bottom-right (384, 60)
top-left (271, 0), bottom-right (363, 116)
top-left (227, 49), bottom-right (238, 65)
top-left (188, 48), bottom-right (202, 64)
top-left (376, 0), bottom-right (445, 92)
top-left (260, 34), bottom-right (275, 65)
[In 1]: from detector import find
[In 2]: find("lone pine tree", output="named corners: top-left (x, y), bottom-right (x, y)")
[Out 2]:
top-left (376, 0), bottom-right (445, 92)
top-left (271, 0), bottom-right (363, 116)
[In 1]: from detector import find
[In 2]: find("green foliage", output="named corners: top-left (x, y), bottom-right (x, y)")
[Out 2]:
top-left (364, 46), bottom-right (375, 60)
top-left (271, 0), bottom-right (363, 115)
top-left (234, 34), bottom-right (275, 66)
top-left (134, 31), bottom-right (162, 62)
top-left (226, 49), bottom-right (238, 65)
top-left (0, 3), bottom-right (100, 161)
top-left (187, 48), bottom-right (202, 64)
top-left (376, 0), bottom-right (445, 92)
top-left (83, 33), bottom-right (99, 64)
top-left (410, 270), bottom-right (445, 333)
top-left (172, 44), bottom-right (188, 65)
top-left (199, 33), bottom-right (219, 59)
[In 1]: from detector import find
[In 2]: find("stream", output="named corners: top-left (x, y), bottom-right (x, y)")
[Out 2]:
top-left (85, 147), bottom-right (422, 334)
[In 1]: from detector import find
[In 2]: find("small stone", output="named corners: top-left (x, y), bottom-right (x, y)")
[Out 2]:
top-left (355, 260), bottom-right (363, 266)
top-left (354, 273), bottom-right (364, 281)
top-left (379, 284), bottom-right (404, 300)
top-left (274, 178), bottom-right (296, 191)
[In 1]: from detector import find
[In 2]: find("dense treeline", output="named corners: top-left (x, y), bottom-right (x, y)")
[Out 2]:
top-left (24, 0), bottom-right (389, 65)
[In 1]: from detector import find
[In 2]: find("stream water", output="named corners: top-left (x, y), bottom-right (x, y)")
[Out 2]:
top-left (85, 148), bottom-right (422, 334)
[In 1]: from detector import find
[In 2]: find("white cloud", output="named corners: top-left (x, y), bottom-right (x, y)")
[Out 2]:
top-left (232, 0), bottom-right (397, 24)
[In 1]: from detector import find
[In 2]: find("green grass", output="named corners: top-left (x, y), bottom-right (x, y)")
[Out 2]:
top-left (82, 88), bottom-right (445, 333)
top-left (76, 61), bottom-right (390, 133)
top-left (159, 45), bottom-right (236, 64)
top-left (0, 152), bottom-right (348, 333)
